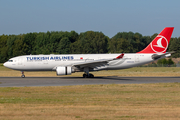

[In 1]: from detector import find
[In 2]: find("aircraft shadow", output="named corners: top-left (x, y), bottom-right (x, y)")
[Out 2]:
top-left (57, 76), bottom-right (134, 81)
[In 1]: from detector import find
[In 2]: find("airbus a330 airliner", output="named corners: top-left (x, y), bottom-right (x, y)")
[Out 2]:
top-left (3, 27), bottom-right (174, 78)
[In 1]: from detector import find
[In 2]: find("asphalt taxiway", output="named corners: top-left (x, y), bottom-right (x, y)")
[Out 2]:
top-left (0, 76), bottom-right (180, 87)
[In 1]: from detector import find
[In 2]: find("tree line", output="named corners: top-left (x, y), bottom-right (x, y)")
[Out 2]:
top-left (0, 30), bottom-right (180, 63)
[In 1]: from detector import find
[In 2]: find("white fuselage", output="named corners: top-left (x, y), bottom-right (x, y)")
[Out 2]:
top-left (3, 53), bottom-right (157, 72)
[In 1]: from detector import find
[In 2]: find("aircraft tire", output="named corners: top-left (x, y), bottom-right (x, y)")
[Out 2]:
top-left (83, 74), bottom-right (87, 78)
top-left (83, 73), bottom-right (94, 78)
top-left (21, 75), bottom-right (25, 78)
top-left (89, 74), bottom-right (94, 78)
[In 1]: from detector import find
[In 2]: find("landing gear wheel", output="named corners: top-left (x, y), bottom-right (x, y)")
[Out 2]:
top-left (83, 74), bottom-right (88, 78)
top-left (89, 73), bottom-right (94, 78)
top-left (21, 75), bottom-right (25, 78)
top-left (82, 73), bottom-right (94, 78)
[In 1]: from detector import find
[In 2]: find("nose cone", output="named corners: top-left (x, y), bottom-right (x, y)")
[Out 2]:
top-left (3, 61), bottom-right (18, 70)
top-left (3, 62), bottom-right (13, 69)
top-left (3, 62), bottom-right (9, 68)
top-left (3, 62), bottom-right (7, 67)
top-left (3, 62), bottom-right (11, 69)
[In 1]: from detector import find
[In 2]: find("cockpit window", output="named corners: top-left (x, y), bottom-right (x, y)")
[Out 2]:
top-left (8, 60), bottom-right (13, 62)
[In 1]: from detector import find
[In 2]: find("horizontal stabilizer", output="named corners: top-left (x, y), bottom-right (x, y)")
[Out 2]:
top-left (151, 51), bottom-right (175, 60)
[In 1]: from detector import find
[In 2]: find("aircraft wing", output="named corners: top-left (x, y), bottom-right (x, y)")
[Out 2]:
top-left (72, 53), bottom-right (124, 69)
top-left (151, 51), bottom-right (175, 60)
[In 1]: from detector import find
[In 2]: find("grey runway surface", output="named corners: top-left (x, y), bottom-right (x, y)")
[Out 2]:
top-left (0, 76), bottom-right (180, 87)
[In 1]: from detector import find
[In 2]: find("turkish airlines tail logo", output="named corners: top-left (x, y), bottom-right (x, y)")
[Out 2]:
top-left (151, 35), bottom-right (168, 53)
top-left (137, 27), bottom-right (174, 53)
top-left (153, 37), bottom-right (165, 48)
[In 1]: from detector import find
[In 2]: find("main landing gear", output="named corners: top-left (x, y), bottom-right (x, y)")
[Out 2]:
top-left (83, 67), bottom-right (94, 78)
top-left (83, 73), bottom-right (94, 78)
top-left (21, 71), bottom-right (25, 78)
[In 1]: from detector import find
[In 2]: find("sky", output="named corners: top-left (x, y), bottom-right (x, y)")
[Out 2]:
top-left (0, 0), bottom-right (180, 38)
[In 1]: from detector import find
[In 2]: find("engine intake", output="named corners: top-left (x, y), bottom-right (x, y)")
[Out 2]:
top-left (56, 66), bottom-right (72, 75)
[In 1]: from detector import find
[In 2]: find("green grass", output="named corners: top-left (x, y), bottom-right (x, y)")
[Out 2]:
top-left (0, 83), bottom-right (180, 119)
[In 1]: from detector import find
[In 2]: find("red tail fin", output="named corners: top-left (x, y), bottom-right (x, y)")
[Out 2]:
top-left (137, 27), bottom-right (174, 53)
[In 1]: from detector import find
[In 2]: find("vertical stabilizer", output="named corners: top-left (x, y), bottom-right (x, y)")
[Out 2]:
top-left (137, 27), bottom-right (174, 53)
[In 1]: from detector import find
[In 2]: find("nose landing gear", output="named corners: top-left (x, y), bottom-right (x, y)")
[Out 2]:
top-left (21, 71), bottom-right (25, 78)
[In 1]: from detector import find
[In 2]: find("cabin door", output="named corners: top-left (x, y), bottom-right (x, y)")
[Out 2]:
top-left (18, 58), bottom-right (22, 65)
top-left (135, 55), bottom-right (139, 62)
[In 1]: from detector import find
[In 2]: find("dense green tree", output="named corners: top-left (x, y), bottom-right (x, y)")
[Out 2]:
top-left (157, 58), bottom-right (167, 65)
top-left (108, 32), bottom-right (148, 53)
top-left (0, 35), bottom-right (8, 62)
top-left (6, 35), bottom-right (17, 58)
top-left (167, 58), bottom-right (174, 65)
top-left (56, 37), bottom-right (71, 54)
top-left (108, 37), bottom-right (117, 53)
top-left (157, 58), bottom-right (174, 66)
top-left (151, 33), bottom-right (158, 40)
top-left (23, 33), bottom-right (37, 54)
top-left (12, 39), bottom-right (24, 56)
top-left (168, 37), bottom-right (180, 57)
top-left (71, 31), bottom-right (108, 54)
top-left (69, 31), bottom-right (79, 43)
top-left (117, 38), bottom-right (133, 53)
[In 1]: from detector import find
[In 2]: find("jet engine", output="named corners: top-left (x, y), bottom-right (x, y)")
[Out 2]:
top-left (56, 66), bottom-right (72, 75)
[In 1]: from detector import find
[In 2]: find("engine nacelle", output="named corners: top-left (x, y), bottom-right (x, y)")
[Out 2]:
top-left (56, 66), bottom-right (72, 75)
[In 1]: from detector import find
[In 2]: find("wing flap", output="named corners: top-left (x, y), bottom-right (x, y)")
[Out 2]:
top-left (73, 59), bottom-right (110, 68)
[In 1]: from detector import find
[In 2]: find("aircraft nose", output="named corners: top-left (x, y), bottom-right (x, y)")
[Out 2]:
top-left (3, 62), bottom-right (8, 67)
